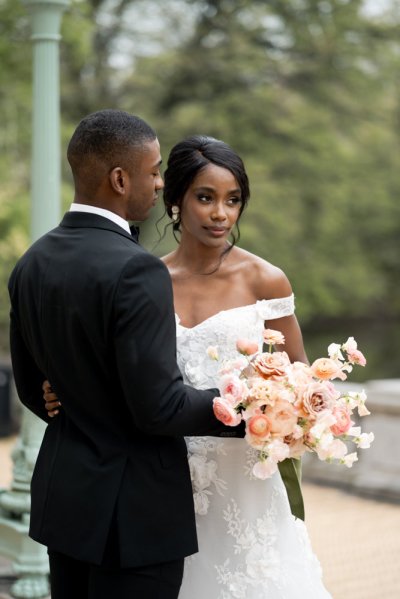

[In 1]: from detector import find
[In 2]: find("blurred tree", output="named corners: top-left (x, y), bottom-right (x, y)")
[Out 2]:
top-left (0, 1), bottom-right (32, 353)
top-left (118, 0), bottom-right (400, 327)
top-left (1, 0), bottom-right (399, 377)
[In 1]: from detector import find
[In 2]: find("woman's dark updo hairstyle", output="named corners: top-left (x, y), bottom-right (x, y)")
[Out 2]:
top-left (163, 135), bottom-right (250, 242)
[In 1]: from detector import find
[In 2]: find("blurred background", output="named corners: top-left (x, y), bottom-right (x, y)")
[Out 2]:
top-left (0, 1), bottom-right (399, 597)
top-left (1, 0), bottom-right (400, 374)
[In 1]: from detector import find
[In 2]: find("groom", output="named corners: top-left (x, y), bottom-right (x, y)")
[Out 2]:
top-left (8, 110), bottom-right (242, 599)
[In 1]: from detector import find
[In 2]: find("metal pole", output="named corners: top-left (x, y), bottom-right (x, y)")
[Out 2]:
top-left (0, 2), bottom-right (69, 597)
top-left (29, 0), bottom-right (70, 240)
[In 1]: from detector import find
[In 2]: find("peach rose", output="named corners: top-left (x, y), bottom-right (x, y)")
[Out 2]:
top-left (236, 338), bottom-right (259, 356)
top-left (297, 381), bottom-right (336, 419)
top-left (330, 406), bottom-right (353, 436)
top-left (266, 399), bottom-right (298, 437)
top-left (310, 358), bottom-right (346, 381)
top-left (213, 397), bottom-right (242, 426)
top-left (263, 329), bottom-right (285, 346)
top-left (247, 414), bottom-right (272, 438)
top-left (253, 351), bottom-right (290, 380)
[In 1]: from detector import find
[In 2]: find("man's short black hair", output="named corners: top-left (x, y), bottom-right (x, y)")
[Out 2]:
top-left (67, 110), bottom-right (157, 187)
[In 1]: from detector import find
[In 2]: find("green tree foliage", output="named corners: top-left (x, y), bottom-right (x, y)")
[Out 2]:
top-left (1, 0), bottom-right (399, 377)
top-left (0, 1), bottom-right (32, 353)
top-left (118, 0), bottom-right (400, 327)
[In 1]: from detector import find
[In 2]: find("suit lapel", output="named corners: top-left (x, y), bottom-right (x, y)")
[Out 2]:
top-left (60, 211), bottom-right (138, 244)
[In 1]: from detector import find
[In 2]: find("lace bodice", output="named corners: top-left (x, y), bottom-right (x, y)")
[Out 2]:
top-left (176, 294), bottom-right (332, 599)
top-left (176, 295), bottom-right (295, 390)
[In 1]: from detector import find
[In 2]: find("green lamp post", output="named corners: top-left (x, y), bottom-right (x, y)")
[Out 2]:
top-left (0, 1), bottom-right (69, 597)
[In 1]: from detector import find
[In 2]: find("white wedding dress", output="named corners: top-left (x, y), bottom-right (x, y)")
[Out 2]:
top-left (176, 295), bottom-right (332, 599)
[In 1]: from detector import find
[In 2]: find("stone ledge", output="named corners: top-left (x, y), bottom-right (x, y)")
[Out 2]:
top-left (303, 378), bottom-right (400, 501)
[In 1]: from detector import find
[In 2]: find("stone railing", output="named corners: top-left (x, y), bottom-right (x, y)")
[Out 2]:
top-left (302, 379), bottom-right (400, 502)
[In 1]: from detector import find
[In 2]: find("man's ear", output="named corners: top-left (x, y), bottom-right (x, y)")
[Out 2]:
top-left (109, 167), bottom-right (127, 195)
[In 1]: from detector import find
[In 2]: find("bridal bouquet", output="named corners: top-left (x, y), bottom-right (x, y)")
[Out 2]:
top-left (209, 331), bottom-right (373, 479)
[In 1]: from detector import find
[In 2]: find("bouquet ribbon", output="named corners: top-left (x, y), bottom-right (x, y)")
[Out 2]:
top-left (278, 458), bottom-right (304, 521)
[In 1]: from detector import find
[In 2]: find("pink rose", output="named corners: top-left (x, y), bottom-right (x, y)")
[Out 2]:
top-left (266, 399), bottom-right (298, 437)
top-left (263, 328), bottom-right (285, 346)
top-left (219, 374), bottom-right (248, 406)
top-left (236, 338), bottom-right (259, 356)
top-left (253, 351), bottom-right (290, 381)
top-left (310, 358), bottom-right (346, 381)
top-left (213, 397), bottom-right (242, 426)
top-left (330, 406), bottom-right (353, 436)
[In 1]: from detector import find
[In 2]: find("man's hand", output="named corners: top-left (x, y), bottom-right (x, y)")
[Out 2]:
top-left (43, 380), bottom-right (61, 417)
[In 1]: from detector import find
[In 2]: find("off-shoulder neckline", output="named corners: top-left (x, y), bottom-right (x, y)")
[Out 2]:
top-left (175, 294), bottom-right (294, 331)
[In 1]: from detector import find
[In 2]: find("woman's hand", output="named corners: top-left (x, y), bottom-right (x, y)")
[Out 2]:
top-left (42, 380), bottom-right (61, 417)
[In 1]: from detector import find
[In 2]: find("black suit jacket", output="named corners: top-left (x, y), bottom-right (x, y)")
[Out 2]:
top-left (8, 212), bottom-right (241, 568)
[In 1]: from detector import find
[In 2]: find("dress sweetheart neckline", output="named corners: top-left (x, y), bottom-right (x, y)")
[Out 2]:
top-left (175, 294), bottom-right (294, 331)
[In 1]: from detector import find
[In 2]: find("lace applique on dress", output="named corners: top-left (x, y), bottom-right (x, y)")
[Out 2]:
top-left (176, 298), bottom-right (332, 599)
top-left (255, 294), bottom-right (295, 321)
top-left (244, 446), bottom-right (260, 480)
top-left (187, 437), bottom-right (228, 516)
top-left (215, 491), bottom-right (285, 598)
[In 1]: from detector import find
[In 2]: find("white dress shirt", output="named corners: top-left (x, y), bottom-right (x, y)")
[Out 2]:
top-left (69, 203), bottom-right (131, 235)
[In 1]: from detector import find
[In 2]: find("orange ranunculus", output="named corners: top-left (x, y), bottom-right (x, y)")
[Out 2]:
top-left (310, 358), bottom-right (346, 381)
top-left (248, 414), bottom-right (272, 438)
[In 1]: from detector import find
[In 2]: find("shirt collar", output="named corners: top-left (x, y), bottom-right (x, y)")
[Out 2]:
top-left (69, 203), bottom-right (131, 235)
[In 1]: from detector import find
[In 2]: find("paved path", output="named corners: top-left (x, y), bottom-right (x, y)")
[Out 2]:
top-left (1, 436), bottom-right (399, 598)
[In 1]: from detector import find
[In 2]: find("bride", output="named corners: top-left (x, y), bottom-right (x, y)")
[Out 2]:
top-left (44, 134), bottom-right (332, 598)
top-left (162, 135), bottom-right (332, 598)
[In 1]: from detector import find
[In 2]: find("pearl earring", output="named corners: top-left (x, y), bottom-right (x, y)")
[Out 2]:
top-left (171, 206), bottom-right (180, 222)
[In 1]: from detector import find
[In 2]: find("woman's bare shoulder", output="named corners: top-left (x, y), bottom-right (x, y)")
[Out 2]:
top-left (234, 247), bottom-right (293, 300)
top-left (160, 250), bottom-right (177, 268)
